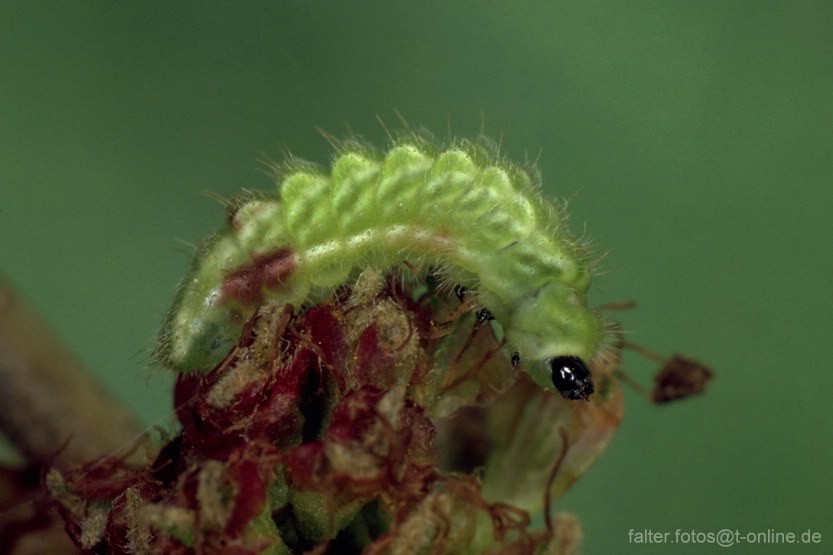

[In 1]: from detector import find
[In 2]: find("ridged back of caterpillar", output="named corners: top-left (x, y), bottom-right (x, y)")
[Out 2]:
top-left (279, 141), bottom-right (590, 309)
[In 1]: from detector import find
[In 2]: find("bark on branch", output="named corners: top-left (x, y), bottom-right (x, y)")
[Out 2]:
top-left (0, 276), bottom-right (143, 467)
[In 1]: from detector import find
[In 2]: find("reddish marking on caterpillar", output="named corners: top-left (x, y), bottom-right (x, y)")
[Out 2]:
top-left (221, 248), bottom-right (296, 305)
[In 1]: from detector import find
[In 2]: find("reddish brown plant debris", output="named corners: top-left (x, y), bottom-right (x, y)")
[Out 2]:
top-left (48, 268), bottom-right (630, 554)
top-left (651, 354), bottom-right (714, 404)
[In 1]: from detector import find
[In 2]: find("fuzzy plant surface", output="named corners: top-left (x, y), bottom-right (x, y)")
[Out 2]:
top-left (48, 131), bottom-right (709, 554)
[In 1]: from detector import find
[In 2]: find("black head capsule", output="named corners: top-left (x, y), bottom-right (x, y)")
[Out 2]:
top-left (549, 356), bottom-right (594, 401)
top-left (475, 308), bottom-right (494, 325)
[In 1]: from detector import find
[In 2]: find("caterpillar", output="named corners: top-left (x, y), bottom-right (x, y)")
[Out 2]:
top-left (157, 134), bottom-right (604, 400)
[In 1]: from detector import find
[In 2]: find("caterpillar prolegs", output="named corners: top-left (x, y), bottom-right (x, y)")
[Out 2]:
top-left (157, 134), bottom-right (605, 400)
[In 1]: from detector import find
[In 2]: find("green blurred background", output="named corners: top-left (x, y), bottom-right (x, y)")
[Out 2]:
top-left (2, 1), bottom-right (831, 552)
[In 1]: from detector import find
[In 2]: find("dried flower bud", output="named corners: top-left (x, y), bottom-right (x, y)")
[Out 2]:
top-left (50, 268), bottom-right (627, 553)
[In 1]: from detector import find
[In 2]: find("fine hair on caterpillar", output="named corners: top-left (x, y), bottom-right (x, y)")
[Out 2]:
top-left (157, 131), bottom-right (605, 400)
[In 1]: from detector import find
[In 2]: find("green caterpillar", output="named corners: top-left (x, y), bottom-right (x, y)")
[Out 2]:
top-left (157, 135), bottom-right (604, 400)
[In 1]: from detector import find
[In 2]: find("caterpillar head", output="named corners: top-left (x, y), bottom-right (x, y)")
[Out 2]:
top-left (506, 282), bottom-right (603, 400)
top-left (548, 356), bottom-right (594, 401)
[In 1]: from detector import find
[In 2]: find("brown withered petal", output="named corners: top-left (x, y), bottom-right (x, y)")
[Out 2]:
top-left (651, 354), bottom-right (715, 404)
